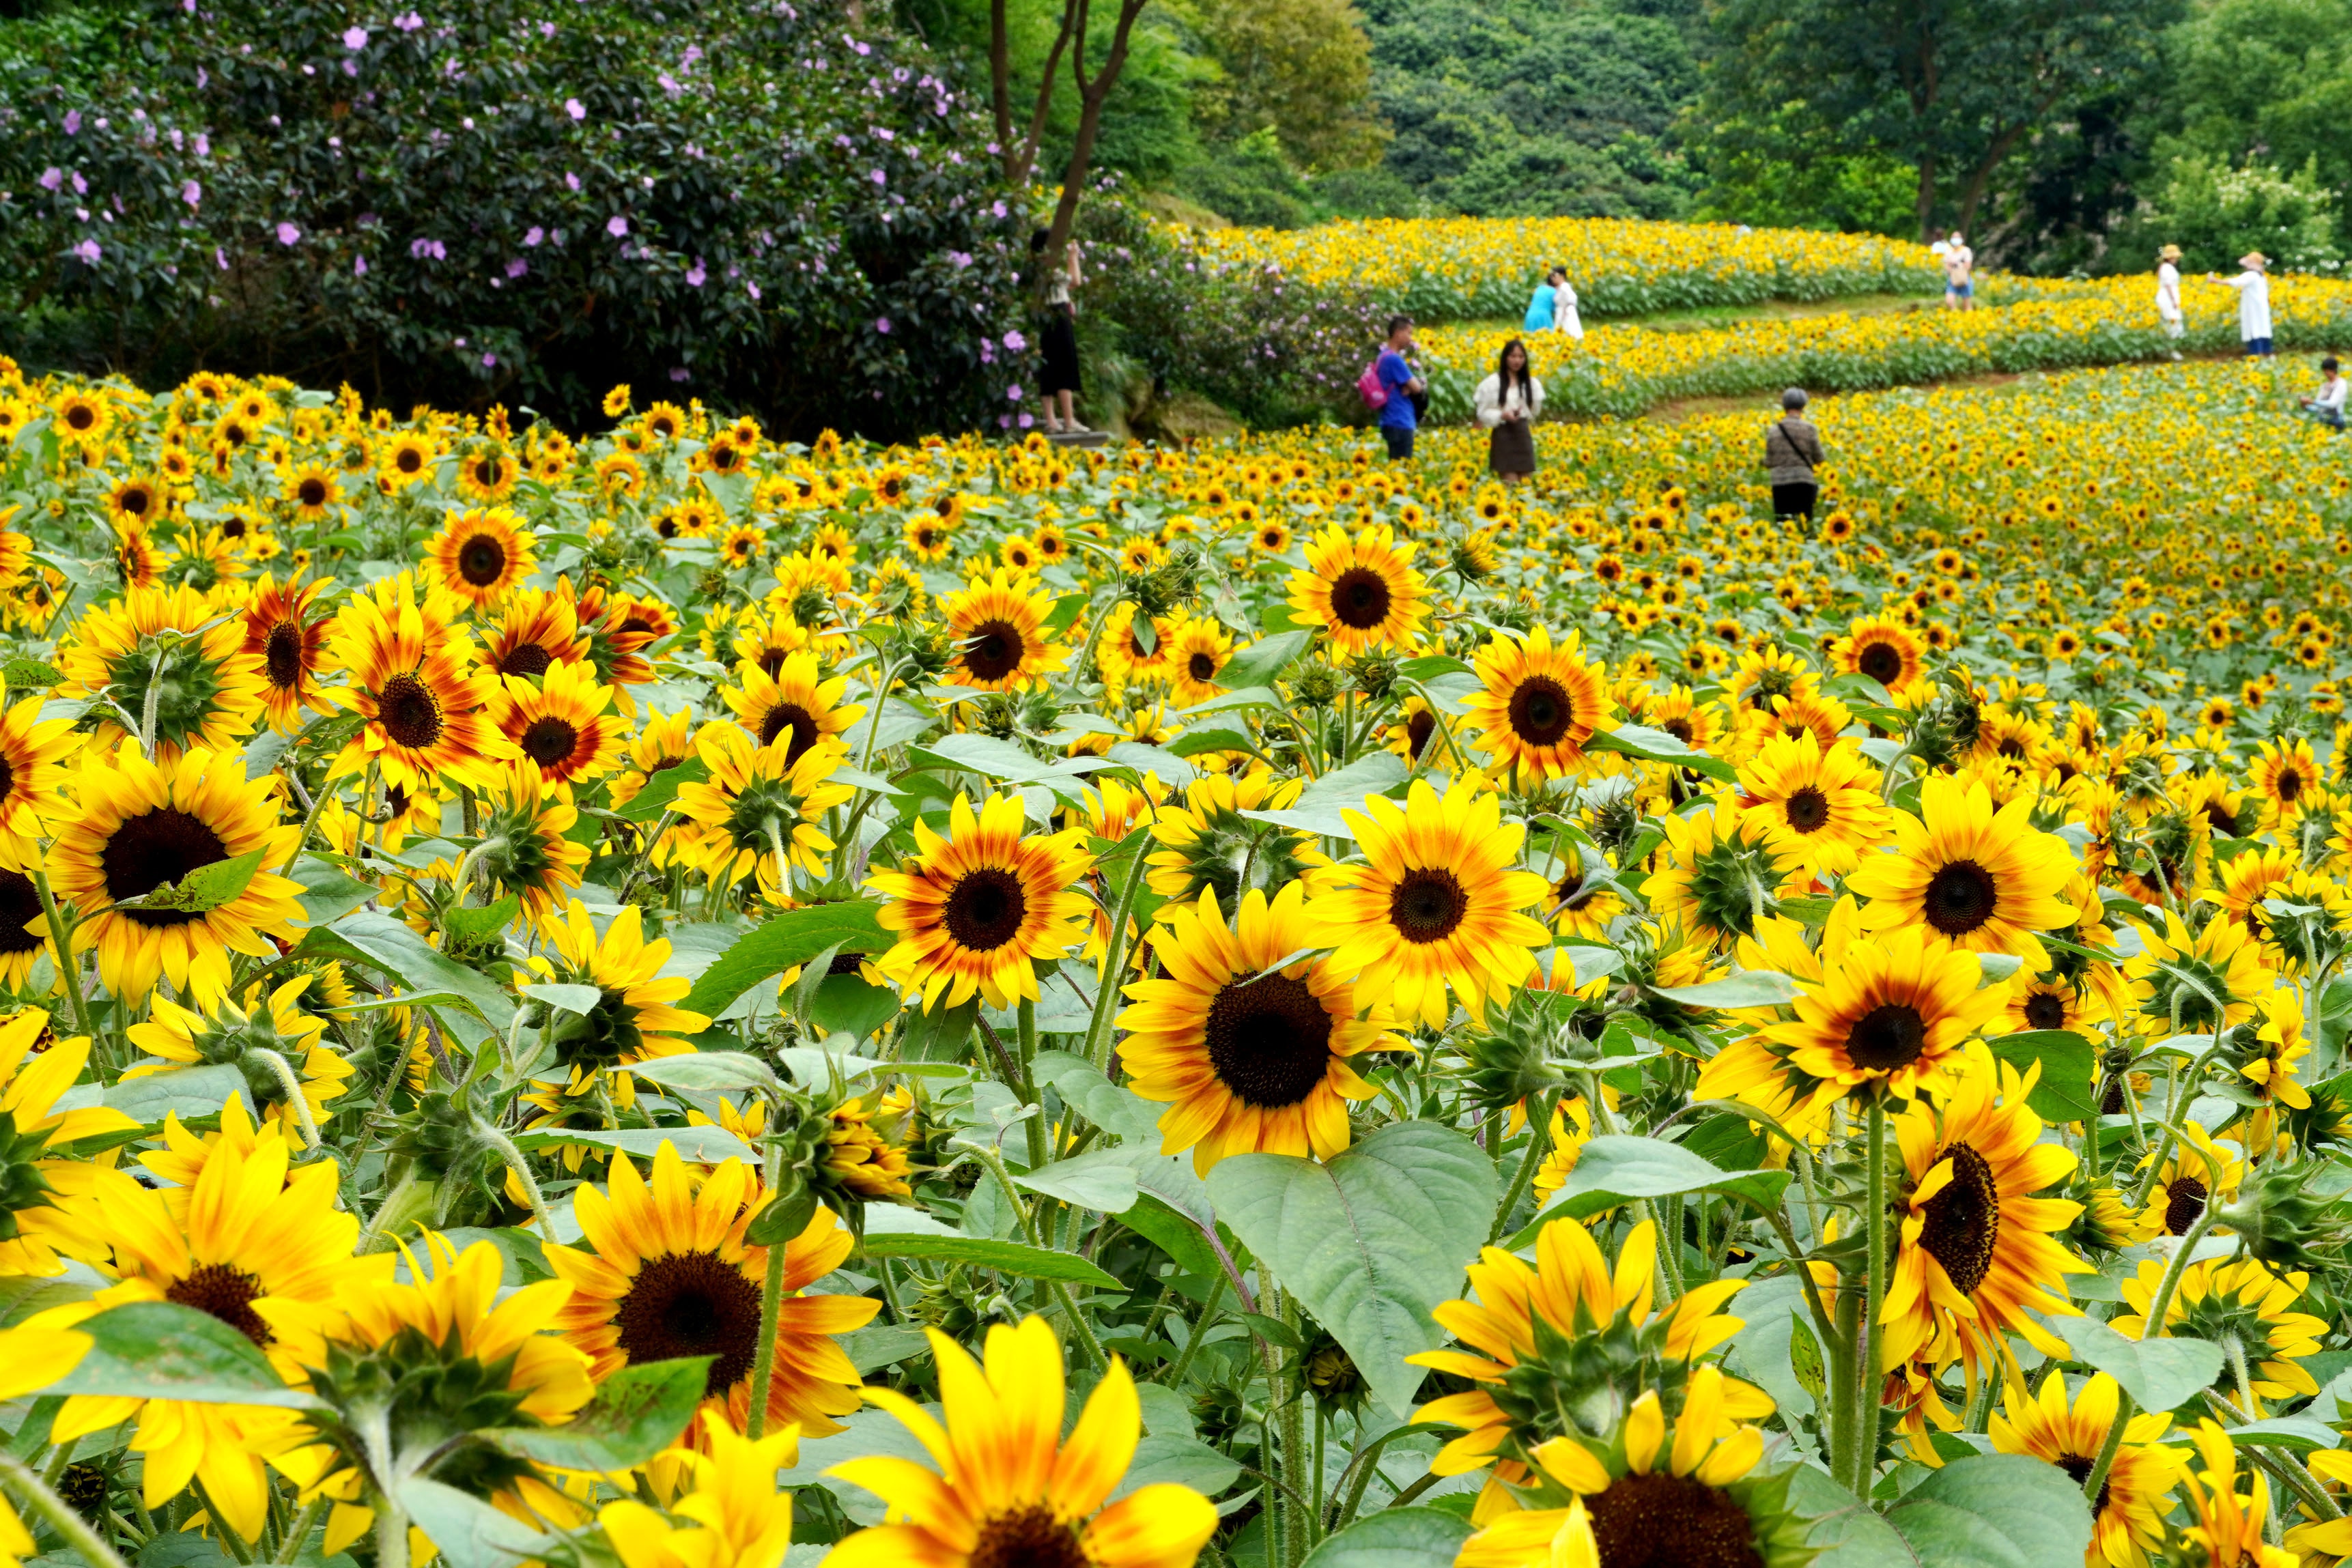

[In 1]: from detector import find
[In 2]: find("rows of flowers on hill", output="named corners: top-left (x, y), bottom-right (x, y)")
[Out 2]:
top-left (0, 353), bottom-right (2345, 1568)
top-left (1182, 216), bottom-right (1943, 322)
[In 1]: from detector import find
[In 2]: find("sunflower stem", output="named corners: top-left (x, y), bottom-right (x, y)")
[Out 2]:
top-left (1279, 1289), bottom-right (1311, 1563)
top-left (1826, 1267), bottom-right (1862, 1494)
top-left (474, 1124), bottom-right (554, 1236)
top-left (139, 636), bottom-right (169, 758)
top-left (277, 756), bottom-right (337, 877)
top-left (29, 869), bottom-right (92, 1048)
top-left (1085, 825), bottom-right (1156, 1074)
top-left (1159, 1272), bottom-right (1228, 1388)
top-left (1489, 1087), bottom-right (1557, 1242)
top-left (272, 1498), bottom-right (326, 1565)
top-left (616, 810), bottom-right (675, 905)
top-left (246, 1046), bottom-right (322, 1149)
top-left (0, 1453), bottom-right (130, 1568)
top-left (2082, 1206), bottom-right (2220, 1504)
top-left (1017, 997), bottom-right (1047, 1173)
top-left (1851, 1092), bottom-right (1890, 1499)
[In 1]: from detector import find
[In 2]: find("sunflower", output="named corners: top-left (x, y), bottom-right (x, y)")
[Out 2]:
top-left (671, 724), bottom-right (851, 896)
top-left (2179, 1419), bottom-right (2297, 1568)
top-left (239, 573), bottom-right (335, 730)
top-left (453, 446), bottom-right (519, 503)
top-left (51, 741), bottom-right (304, 1003)
top-left (609, 706), bottom-right (697, 816)
top-left (941, 569), bottom-right (1066, 691)
top-left (1845, 773), bottom-right (2076, 969)
top-left (107, 474), bottom-right (167, 530)
top-left (1118, 883), bottom-right (1394, 1174)
top-left (480, 585), bottom-right (591, 679)
top-left (870, 791), bottom-right (1094, 1010)
top-left (495, 656), bottom-right (626, 795)
top-left (1989, 1371), bottom-right (2186, 1568)
top-left (2252, 737), bottom-right (2319, 828)
top-left (1163, 616), bottom-right (1235, 706)
top-left (107, 516), bottom-right (167, 593)
top-left (1529, 1096), bottom-right (1598, 1202)
top-left (718, 651), bottom-right (864, 766)
top-left (0, 1011), bottom-right (139, 1276)
top-left (2123, 911), bottom-right (2276, 1036)
top-left (1095, 601), bottom-right (1175, 692)
top-left (424, 506), bottom-right (535, 607)
top-left (599, 1411), bottom-right (797, 1568)
top-left (1144, 768), bottom-right (1326, 915)
top-left (1880, 1049), bottom-right (2088, 1374)
top-left (50, 1129), bottom-right (388, 1544)
top-left (1639, 797), bottom-right (1802, 947)
top-left (57, 584), bottom-right (270, 760)
top-left (1758, 924), bottom-right (2005, 1104)
top-left (1734, 731), bottom-right (1887, 879)
top-left (2117, 1252), bottom-right (2326, 1414)
top-left (1408, 1216), bottom-right (1760, 1478)
top-left (282, 463), bottom-right (341, 521)
top-left (0, 674), bottom-right (78, 862)
top-left (471, 760), bottom-right (591, 930)
top-left (544, 1142), bottom-right (878, 1440)
top-left (2137, 1121), bottom-right (2245, 1238)
top-left (903, 515), bottom-right (955, 562)
top-left (53, 388), bottom-right (112, 443)
top-left (378, 431), bottom-right (437, 488)
top-left (528, 902), bottom-right (712, 1094)
top-left (1387, 694), bottom-right (1443, 765)
top-left (324, 572), bottom-right (511, 793)
top-left (124, 975), bottom-right (352, 1137)
top-left (1288, 522), bottom-right (1428, 655)
top-left (1460, 625), bottom-right (1614, 782)
top-left (823, 1317), bottom-right (1218, 1568)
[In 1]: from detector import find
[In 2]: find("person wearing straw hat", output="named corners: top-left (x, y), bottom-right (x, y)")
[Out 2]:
top-left (2155, 244), bottom-right (2184, 359)
top-left (2211, 252), bottom-right (2273, 356)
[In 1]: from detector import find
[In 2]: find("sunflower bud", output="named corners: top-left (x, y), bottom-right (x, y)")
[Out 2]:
top-left (912, 1263), bottom-right (1011, 1339)
top-left (1458, 988), bottom-right (1575, 1113)
top-left (1298, 1324), bottom-right (1371, 1414)
top-left (789, 582), bottom-right (832, 629)
top-left (894, 622), bottom-right (952, 679)
top-left (2213, 1167), bottom-right (2334, 1270)
top-left (1128, 547), bottom-right (1203, 619)
top-left (1346, 651), bottom-right (1400, 703)
top-left (1290, 660), bottom-right (1343, 709)
top-left (975, 692), bottom-right (1022, 740)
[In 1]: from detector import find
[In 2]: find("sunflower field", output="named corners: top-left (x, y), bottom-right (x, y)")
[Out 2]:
top-left (3, 323), bottom-right (2352, 1568)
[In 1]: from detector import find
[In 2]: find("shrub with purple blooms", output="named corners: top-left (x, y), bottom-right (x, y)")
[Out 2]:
top-left (0, 0), bottom-right (1034, 438)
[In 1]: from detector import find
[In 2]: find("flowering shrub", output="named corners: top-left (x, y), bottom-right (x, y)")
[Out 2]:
top-left (0, 0), bottom-right (1032, 437)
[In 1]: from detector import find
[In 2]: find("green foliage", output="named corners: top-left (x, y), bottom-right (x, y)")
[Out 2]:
top-left (1177, 0), bottom-right (1386, 172)
top-left (2138, 152), bottom-right (2344, 274)
top-left (1686, 109), bottom-right (1919, 237)
top-left (1174, 128), bottom-right (1319, 229)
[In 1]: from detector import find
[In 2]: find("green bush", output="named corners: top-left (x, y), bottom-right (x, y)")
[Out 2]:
top-left (2138, 152), bottom-right (2344, 274)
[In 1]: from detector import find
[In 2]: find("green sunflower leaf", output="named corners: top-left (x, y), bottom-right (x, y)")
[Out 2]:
top-left (110, 848), bottom-right (266, 916)
top-left (1298, 1508), bottom-right (1472, 1568)
top-left (1585, 722), bottom-right (1737, 783)
top-left (857, 1208), bottom-right (1124, 1287)
top-left (1882, 1453), bottom-right (2094, 1568)
top-left (45, 1302), bottom-right (328, 1410)
top-left (681, 900), bottom-right (894, 1018)
top-left (1509, 1135), bottom-right (1789, 1238)
top-left (481, 1356), bottom-right (709, 1472)
top-left (613, 756), bottom-right (710, 823)
top-left (399, 1479), bottom-right (556, 1568)
top-left (1987, 1029), bottom-right (2098, 1123)
top-left (2052, 1315), bottom-right (2222, 1412)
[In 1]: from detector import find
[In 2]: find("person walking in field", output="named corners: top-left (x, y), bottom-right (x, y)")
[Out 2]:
top-left (1764, 386), bottom-right (1825, 524)
top-left (2214, 253), bottom-right (2273, 357)
top-left (1942, 233), bottom-right (1974, 310)
top-left (2156, 244), bottom-right (2184, 360)
top-left (1372, 315), bottom-right (1426, 461)
top-left (1475, 339), bottom-right (1543, 483)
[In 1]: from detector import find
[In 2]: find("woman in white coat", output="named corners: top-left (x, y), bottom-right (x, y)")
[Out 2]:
top-left (2213, 252), bottom-right (2272, 356)
top-left (1475, 339), bottom-right (1544, 482)
top-left (1551, 272), bottom-right (1584, 341)
top-left (2155, 244), bottom-right (2183, 359)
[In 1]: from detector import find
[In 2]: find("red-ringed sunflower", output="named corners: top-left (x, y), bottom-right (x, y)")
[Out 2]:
top-left (543, 1141), bottom-right (878, 1442)
top-left (1880, 1049), bottom-right (2089, 1376)
top-left (0, 673), bottom-right (77, 864)
top-left (453, 445), bottom-right (520, 504)
top-left (1307, 778), bottom-right (1550, 1027)
top-left (671, 722), bottom-right (851, 897)
top-left (718, 650), bottom-right (864, 766)
top-left (941, 568), bottom-right (1066, 692)
top-left (1733, 730), bottom-right (1887, 879)
top-left (1287, 522), bottom-right (1428, 655)
top-left (869, 791), bottom-right (1094, 1011)
top-left (2113, 1252), bottom-right (2324, 1414)
top-left (424, 506), bottom-right (535, 608)
top-left (527, 901), bottom-right (712, 1096)
top-left (1454, 1368), bottom-right (1813, 1568)
top-left (281, 463), bottom-right (341, 522)
top-left (108, 515), bottom-right (167, 593)
top-left (599, 1412), bottom-right (797, 1568)
top-left (0, 1008), bottom-right (140, 1276)
top-left (1095, 601), bottom-right (1176, 692)
top-left (238, 573), bottom-right (335, 731)
top-left (1639, 797), bottom-right (1803, 949)
top-left (1756, 923), bottom-right (2005, 1105)
top-left (57, 584), bottom-right (269, 760)
top-left (257, 1233), bottom-right (597, 1558)
top-left (496, 656), bottom-right (627, 795)
top-left (479, 585), bottom-right (591, 680)
top-left (1165, 616), bottom-right (1234, 706)
top-left (51, 741), bottom-right (304, 1003)
top-left (823, 1316), bottom-right (1218, 1568)
top-left (1144, 768), bottom-right (1327, 916)
top-left (1844, 773), bottom-right (2077, 969)
top-left (1460, 624), bottom-right (1615, 782)
top-left (1118, 882), bottom-right (1395, 1175)
top-left (50, 1129), bottom-right (389, 1545)
top-left (2122, 911), bottom-right (2276, 1037)
top-left (1408, 1217), bottom-right (1761, 1479)
top-left (2252, 737), bottom-right (2319, 827)
top-left (324, 572), bottom-right (513, 793)
top-left (1988, 1371), bottom-right (2186, 1568)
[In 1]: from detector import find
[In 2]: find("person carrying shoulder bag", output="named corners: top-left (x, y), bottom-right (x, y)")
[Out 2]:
top-left (1763, 386), bottom-right (1825, 524)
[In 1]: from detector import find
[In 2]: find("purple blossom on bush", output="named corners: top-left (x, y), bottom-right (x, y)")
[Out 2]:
top-left (606, 215), bottom-right (628, 238)
top-left (482, 352), bottom-right (497, 367)
top-left (36, 168), bottom-right (61, 192)
top-left (181, 180), bottom-right (202, 208)
top-left (410, 236), bottom-right (446, 259)
top-left (1006, 382), bottom-right (1021, 401)
top-left (505, 257), bottom-right (527, 278)
top-left (62, 111), bottom-right (80, 135)
top-left (343, 26), bottom-right (368, 48)
top-left (355, 255), bottom-right (368, 275)
top-left (685, 259), bottom-right (705, 286)
top-left (523, 226), bottom-right (544, 246)
top-left (394, 9), bottom-right (422, 28)
top-left (71, 238), bottom-right (99, 264)
top-left (565, 98), bottom-right (585, 120)
top-left (874, 316), bottom-right (890, 333)
top-left (276, 222), bottom-right (300, 245)
top-left (1003, 329), bottom-right (1025, 352)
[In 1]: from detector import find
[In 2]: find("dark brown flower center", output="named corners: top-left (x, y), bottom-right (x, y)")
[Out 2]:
top-left (378, 671), bottom-right (446, 750)
top-left (520, 716), bottom-right (580, 771)
top-left (1922, 859), bottom-right (1998, 936)
top-left (457, 532), bottom-right (508, 587)
top-left (102, 807), bottom-right (230, 928)
top-left (0, 870), bottom-right (42, 956)
top-left (297, 477), bottom-right (328, 508)
top-left (1784, 786), bottom-right (1830, 833)
top-left (1585, 1471), bottom-right (1763, 1568)
top-left (2024, 991), bottom-right (2067, 1030)
top-left (499, 641), bottom-right (555, 679)
top-left (1204, 973), bottom-right (1333, 1109)
top-left (1918, 1140), bottom-right (2001, 1294)
top-left (759, 701), bottom-right (819, 763)
top-left (474, 456), bottom-right (502, 487)
top-left (64, 404), bottom-right (96, 431)
top-left (2056, 1455), bottom-right (2112, 1515)
top-left (1856, 641), bottom-right (1904, 685)
top-left (2278, 767), bottom-right (2304, 802)
top-left (1508, 675), bottom-right (1577, 747)
top-left (1388, 868), bottom-right (1468, 944)
top-left (1846, 1002), bottom-right (1925, 1071)
top-left (961, 619), bottom-right (1025, 683)
top-left (168, 1261), bottom-right (272, 1347)
top-left (1189, 652), bottom-right (1218, 682)
top-left (395, 446), bottom-right (423, 472)
top-left (1404, 709), bottom-right (1436, 762)
top-left (265, 621), bottom-right (304, 690)
top-left (969, 1505), bottom-right (1090, 1568)
top-left (1329, 567), bottom-right (1393, 631)
top-left (944, 867), bottom-right (1027, 953)
top-left (119, 485), bottom-right (152, 517)
top-left (614, 1251), bottom-right (763, 1398)
top-left (2166, 1175), bottom-right (2208, 1236)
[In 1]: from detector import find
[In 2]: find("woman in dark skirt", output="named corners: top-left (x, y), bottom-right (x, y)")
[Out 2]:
top-left (1474, 338), bottom-right (1542, 481)
top-left (1032, 229), bottom-right (1086, 433)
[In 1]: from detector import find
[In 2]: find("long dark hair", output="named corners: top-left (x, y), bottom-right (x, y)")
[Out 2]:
top-left (1495, 338), bottom-right (1533, 404)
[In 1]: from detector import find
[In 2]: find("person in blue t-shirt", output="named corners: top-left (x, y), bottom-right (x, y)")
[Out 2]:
top-left (1525, 270), bottom-right (1559, 332)
top-left (1376, 315), bottom-right (1424, 460)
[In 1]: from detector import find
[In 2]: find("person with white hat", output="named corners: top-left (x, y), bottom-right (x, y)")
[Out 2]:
top-left (2155, 244), bottom-right (2184, 359)
top-left (2211, 252), bottom-right (2272, 356)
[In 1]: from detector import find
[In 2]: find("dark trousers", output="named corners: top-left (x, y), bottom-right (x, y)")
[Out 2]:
top-left (2247, 337), bottom-right (2274, 356)
top-left (1381, 425), bottom-right (1415, 460)
top-left (1772, 481), bottom-right (1817, 520)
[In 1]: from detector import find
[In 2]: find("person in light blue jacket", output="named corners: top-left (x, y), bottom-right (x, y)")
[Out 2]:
top-left (1525, 267), bottom-right (1563, 331)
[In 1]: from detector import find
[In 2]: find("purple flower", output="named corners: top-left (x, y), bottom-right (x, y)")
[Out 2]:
top-left (63, 110), bottom-right (81, 135)
top-left (481, 352), bottom-right (497, 367)
top-left (178, 179), bottom-right (203, 209)
top-left (685, 259), bottom-right (706, 286)
top-left (746, 281), bottom-right (761, 300)
top-left (606, 215), bottom-right (628, 238)
top-left (1017, 412), bottom-right (1033, 429)
top-left (1006, 383), bottom-right (1022, 401)
top-left (343, 25), bottom-right (368, 48)
top-left (395, 9), bottom-right (422, 27)
top-left (950, 250), bottom-right (972, 268)
top-left (564, 97), bottom-right (585, 120)
top-left (194, 132), bottom-right (209, 158)
top-left (1003, 329), bottom-right (1025, 352)
top-left (276, 221), bottom-right (300, 245)
top-left (70, 172), bottom-right (87, 196)
top-left (71, 238), bottom-right (100, 264)
top-left (875, 316), bottom-right (890, 334)
top-left (992, 200), bottom-right (1008, 218)
top-left (410, 236), bottom-right (445, 259)
top-left (36, 168), bottom-right (61, 192)
top-left (869, 168), bottom-right (886, 186)
top-left (523, 226), bottom-right (545, 247)
top-left (355, 255), bottom-right (368, 275)
top-left (343, 58), bottom-right (358, 76)
top-left (669, 367), bottom-right (691, 382)
top-left (565, 173), bottom-right (581, 192)
top-left (505, 257), bottom-right (527, 278)
top-left (658, 72), bottom-right (681, 94)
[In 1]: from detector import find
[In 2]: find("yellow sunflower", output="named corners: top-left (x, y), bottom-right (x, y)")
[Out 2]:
top-left (423, 506), bottom-right (535, 607)
top-left (670, 723), bottom-right (851, 895)
top-left (123, 975), bottom-right (352, 1138)
top-left (941, 569), bottom-right (1066, 691)
top-left (323, 572), bottom-right (512, 793)
top-left (1845, 773), bottom-right (2077, 969)
top-left (1165, 616), bottom-right (1234, 706)
top-left (1287, 522), bottom-right (1428, 655)
top-left (496, 655), bottom-right (627, 794)
top-left (2117, 1253), bottom-right (2326, 1414)
top-left (719, 651), bottom-right (864, 766)
top-left (2123, 911), bottom-right (2276, 1036)
top-left (1735, 731), bottom-right (1888, 879)
top-left (1829, 615), bottom-right (1927, 692)
top-left (0, 1011), bottom-right (139, 1276)
top-left (526, 902), bottom-right (712, 1095)
top-left (1759, 924), bottom-right (2005, 1104)
top-left (599, 1412), bottom-right (797, 1568)
top-left (1989, 1371), bottom-right (2186, 1568)
top-left (480, 585), bottom-right (591, 679)
top-left (57, 584), bottom-right (269, 760)
top-left (1460, 624), bottom-right (1615, 782)
top-left (869, 791), bottom-right (1094, 1010)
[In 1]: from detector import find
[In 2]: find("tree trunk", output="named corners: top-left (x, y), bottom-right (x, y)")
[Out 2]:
top-left (1914, 150), bottom-right (1936, 244)
top-left (989, 0), bottom-right (1014, 175)
top-left (1041, 0), bottom-right (1150, 266)
top-left (1954, 83), bottom-right (2063, 242)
